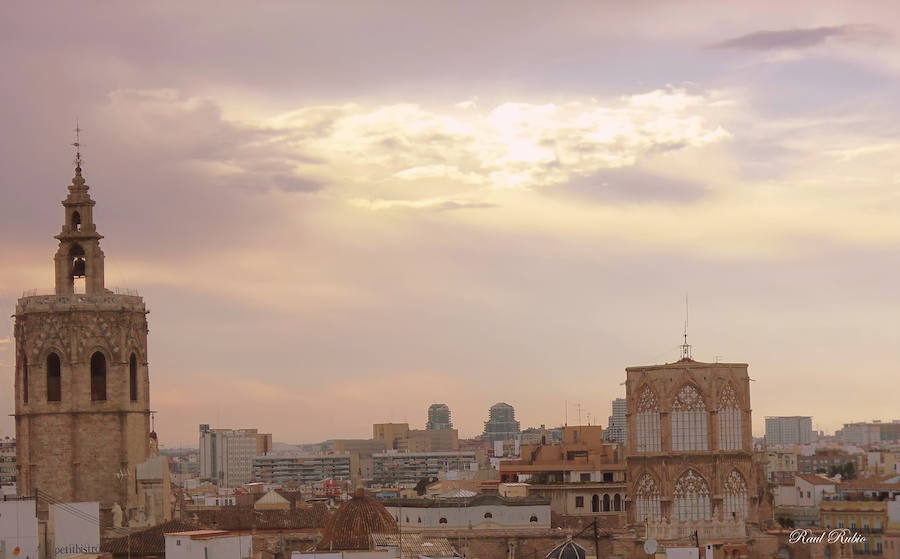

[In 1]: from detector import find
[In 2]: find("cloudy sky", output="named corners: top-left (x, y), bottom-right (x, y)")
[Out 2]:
top-left (2, 2), bottom-right (900, 446)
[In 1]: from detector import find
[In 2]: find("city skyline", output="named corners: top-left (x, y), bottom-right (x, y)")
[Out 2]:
top-left (4, 2), bottom-right (900, 445)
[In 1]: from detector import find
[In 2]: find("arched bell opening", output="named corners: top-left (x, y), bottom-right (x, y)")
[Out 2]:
top-left (69, 244), bottom-right (87, 293)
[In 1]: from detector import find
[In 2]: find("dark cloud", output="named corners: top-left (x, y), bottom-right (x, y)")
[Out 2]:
top-left (557, 167), bottom-right (707, 204)
top-left (709, 24), bottom-right (890, 51)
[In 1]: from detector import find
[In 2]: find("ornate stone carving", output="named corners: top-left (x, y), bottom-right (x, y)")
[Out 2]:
top-left (719, 383), bottom-right (738, 409)
top-left (637, 387), bottom-right (659, 412)
top-left (673, 385), bottom-right (706, 411)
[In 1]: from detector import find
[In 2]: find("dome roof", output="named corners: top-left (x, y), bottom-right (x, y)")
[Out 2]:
top-left (315, 489), bottom-right (398, 551)
top-left (546, 539), bottom-right (587, 559)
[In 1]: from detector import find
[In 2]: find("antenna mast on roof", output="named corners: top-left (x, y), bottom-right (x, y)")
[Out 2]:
top-left (680, 294), bottom-right (692, 360)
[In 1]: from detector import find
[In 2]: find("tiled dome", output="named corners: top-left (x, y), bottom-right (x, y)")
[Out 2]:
top-left (315, 489), bottom-right (399, 551)
top-left (546, 538), bottom-right (587, 559)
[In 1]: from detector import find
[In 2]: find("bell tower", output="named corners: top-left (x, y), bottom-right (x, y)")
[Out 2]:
top-left (53, 136), bottom-right (106, 295)
top-left (14, 136), bottom-right (153, 527)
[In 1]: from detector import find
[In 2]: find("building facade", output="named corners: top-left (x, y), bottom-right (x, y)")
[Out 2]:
top-left (0, 438), bottom-right (15, 488)
top-left (605, 398), bottom-right (627, 444)
top-left (426, 404), bottom-right (453, 431)
top-left (199, 425), bottom-right (272, 486)
top-left (765, 416), bottom-right (814, 446)
top-left (13, 159), bottom-right (153, 526)
top-left (252, 453), bottom-right (351, 484)
top-left (838, 421), bottom-right (900, 447)
top-left (624, 358), bottom-right (760, 537)
top-left (372, 451), bottom-right (478, 486)
top-left (482, 403), bottom-right (521, 442)
top-left (499, 425), bottom-right (627, 526)
top-left (797, 450), bottom-right (864, 476)
top-left (765, 450), bottom-right (798, 483)
top-left (383, 494), bottom-right (551, 530)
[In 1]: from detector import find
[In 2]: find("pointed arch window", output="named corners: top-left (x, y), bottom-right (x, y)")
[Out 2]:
top-left (90, 352), bottom-right (107, 401)
top-left (613, 493), bottom-right (622, 512)
top-left (673, 469), bottom-right (711, 521)
top-left (718, 383), bottom-right (742, 451)
top-left (672, 385), bottom-right (708, 451)
top-left (635, 387), bottom-right (661, 452)
top-left (635, 473), bottom-right (661, 522)
top-left (602, 494), bottom-right (611, 512)
top-left (47, 353), bottom-right (61, 402)
top-left (723, 470), bottom-right (749, 520)
top-left (129, 353), bottom-right (138, 401)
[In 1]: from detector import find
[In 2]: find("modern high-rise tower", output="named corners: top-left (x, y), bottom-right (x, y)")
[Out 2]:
top-left (14, 150), bottom-right (153, 525)
top-left (482, 402), bottom-right (521, 442)
top-left (605, 398), bottom-right (627, 444)
top-left (426, 403), bottom-right (453, 430)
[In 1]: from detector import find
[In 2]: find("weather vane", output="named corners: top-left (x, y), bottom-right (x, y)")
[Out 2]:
top-left (72, 120), bottom-right (83, 170)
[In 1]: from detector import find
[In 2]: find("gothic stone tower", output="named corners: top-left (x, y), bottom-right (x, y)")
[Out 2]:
top-left (14, 156), bottom-right (151, 525)
top-left (624, 358), bottom-right (759, 536)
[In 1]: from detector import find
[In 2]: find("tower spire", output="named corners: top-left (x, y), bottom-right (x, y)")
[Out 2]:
top-left (54, 124), bottom-right (106, 295)
top-left (72, 121), bottom-right (85, 178)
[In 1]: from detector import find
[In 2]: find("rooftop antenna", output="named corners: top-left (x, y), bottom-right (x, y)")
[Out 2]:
top-left (680, 294), bottom-right (692, 360)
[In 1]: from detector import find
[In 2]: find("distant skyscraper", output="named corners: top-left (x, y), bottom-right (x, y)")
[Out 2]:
top-left (482, 402), bottom-right (521, 442)
top-left (199, 424), bottom-right (273, 486)
top-left (765, 416), bottom-right (814, 446)
top-left (605, 398), bottom-right (627, 444)
top-left (426, 403), bottom-right (453, 430)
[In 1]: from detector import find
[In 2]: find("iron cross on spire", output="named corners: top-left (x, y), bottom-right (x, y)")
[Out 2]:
top-left (72, 121), bottom-right (84, 171)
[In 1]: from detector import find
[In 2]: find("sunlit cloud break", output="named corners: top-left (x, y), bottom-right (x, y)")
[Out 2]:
top-left (106, 87), bottom-right (731, 208)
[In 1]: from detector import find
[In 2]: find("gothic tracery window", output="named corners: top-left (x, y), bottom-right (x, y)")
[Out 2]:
top-left (723, 470), bottom-right (749, 520)
top-left (672, 385), bottom-right (708, 451)
top-left (673, 469), bottom-right (711, 521)
top-left (635, 473), bottom-right (661, 522)
top-left (635, 387), bottom-right (661, 452)
top-left (718, 383), bottom-right (742, 451)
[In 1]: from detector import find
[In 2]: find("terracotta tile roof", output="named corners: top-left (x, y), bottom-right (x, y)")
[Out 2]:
top-left (371, 533), bottom-right (459, 558)
top-left (315, 490), bottom-right (398, 551)
top-left (796, 474), bottom-right (835, 486)
top-left (839, 474), bottom-right (900, 490)
top-left (102, 520), bottom-right (200, 556)
top-left (382, 495), bottom-right (550, 508)
top-left (188, 505), bottom-right (328, 530)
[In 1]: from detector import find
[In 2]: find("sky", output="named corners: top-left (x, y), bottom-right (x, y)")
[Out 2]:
top-left (2, 1), bottom-right (900, 446)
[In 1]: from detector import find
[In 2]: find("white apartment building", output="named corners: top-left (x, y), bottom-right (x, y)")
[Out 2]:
top-left (165, 530), bottom-right (251, 559)
top-left (253, 453), bottom-right (352, 484)
top-left (372, 452), bottom-right (477, 487)
top-left (199, 425), bottom-right (272, 487)
top-left (765, 416), bottom-right (814, 446)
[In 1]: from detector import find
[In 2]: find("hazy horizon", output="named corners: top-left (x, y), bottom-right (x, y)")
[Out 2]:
top-left (3, 2), bottom-right (900, 447)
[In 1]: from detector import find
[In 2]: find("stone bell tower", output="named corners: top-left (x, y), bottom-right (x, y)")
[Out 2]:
top-left (14, 141), bottom-right (152, 526)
